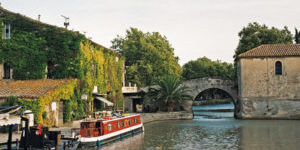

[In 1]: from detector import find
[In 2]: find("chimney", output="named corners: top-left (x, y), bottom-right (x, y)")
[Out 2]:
top-left (38, 14), bottom-right (41, 22)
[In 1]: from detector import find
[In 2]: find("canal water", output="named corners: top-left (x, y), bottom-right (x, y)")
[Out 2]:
top-left (82, 103), bottom-right (300, 150)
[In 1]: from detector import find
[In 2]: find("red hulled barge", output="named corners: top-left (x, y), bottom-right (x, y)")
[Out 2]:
top-left (73, 114), bottom-right (144, 147)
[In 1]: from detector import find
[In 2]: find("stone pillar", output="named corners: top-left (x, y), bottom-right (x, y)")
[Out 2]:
top-left (181, 100), bottom-right (193, 112)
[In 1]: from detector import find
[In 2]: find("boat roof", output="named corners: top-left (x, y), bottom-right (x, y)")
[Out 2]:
top-left (81, 114), bottom-right (141, 124)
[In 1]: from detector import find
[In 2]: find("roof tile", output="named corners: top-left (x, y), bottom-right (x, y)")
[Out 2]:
top-left (0, 79), bottom-right (75, 99)
top-left (238, 44), bottom-right (300, 58)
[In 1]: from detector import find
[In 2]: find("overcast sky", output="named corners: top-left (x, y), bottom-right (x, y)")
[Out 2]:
top-left (1, 0), bottom-right (300, 65)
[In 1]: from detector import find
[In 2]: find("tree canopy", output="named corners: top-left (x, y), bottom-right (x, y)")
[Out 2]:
top-left (234, 22), bottom-right (293, 61)
top-left (111, 28), bottom-right (181, 86)
top-left (182, 57), bottom-right (234, 80)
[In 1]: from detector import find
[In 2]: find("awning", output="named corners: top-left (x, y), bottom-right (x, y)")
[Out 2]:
top-left (0, 106), bottom-right (22, 126)
top-left (95, 96), bottom-right (114, 106)
top-left (0, 116), bottom-right (21, 126)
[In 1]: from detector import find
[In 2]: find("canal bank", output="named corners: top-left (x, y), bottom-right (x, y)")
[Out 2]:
top-left (140, 111), bottom-right (193, 124)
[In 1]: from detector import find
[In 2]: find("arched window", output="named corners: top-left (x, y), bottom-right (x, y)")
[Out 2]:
top-left (275, 61), bottom-right (282, 75)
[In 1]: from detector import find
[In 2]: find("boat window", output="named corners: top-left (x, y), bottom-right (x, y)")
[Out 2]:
top-left (122, 120), bottom-right (125, 127)
top-left (117, 121), bottom-right (120, 128)
top-left (108, 123), bottom-right (112, 131)
top-left (134, 118), bottom-right (138, 123)
top-left (128, 119), bottom-right (131, 126)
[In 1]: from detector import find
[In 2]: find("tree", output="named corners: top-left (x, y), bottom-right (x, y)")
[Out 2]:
top-left (182, 57), bottom-right (234, 80)
top-left (111, 28), bottom-right (182, 87)
top-left (295, 28), bottom-right (300, 44)
top-left (146, 75), bottom-right (192, 111)
top-left (234, 22), bottom-right (293, 61)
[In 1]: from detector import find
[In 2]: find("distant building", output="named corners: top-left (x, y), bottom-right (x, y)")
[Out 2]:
top-left (237, 44), bottom-right (300, 119)
top-left (0, 7), bottom-right (125, 125)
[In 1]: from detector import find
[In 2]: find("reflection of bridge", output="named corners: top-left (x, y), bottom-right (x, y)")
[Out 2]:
top-left (181, 78), bottom-right (237, 104)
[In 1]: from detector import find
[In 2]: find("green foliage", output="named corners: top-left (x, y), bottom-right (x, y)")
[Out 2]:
top-left (111, 28), bottom-right (181, 87)
top-left (80, 41), bottom-right (124, 110)
top-left (17, 99), bottom-right (42, 124)
top-left (146, 75), bottom-right (192, 111)
top-left (0, 11), bottom-right (84, 79)
top-left (63, 101), bottom-right (71, 122)
top-left (67, 88), bottom-right (88, 121)
top-left (234, 22), bottom-right (293, 61)
top-left (0, 32), bottom-right (47, 79)
top-left (295, 28), bottom-right (300, 44)
top-left (1, 96), bottom-right (18, 106)
top-left (182, 57), bottom-right (234, 80)
top-left (0, 9), bottom-right (125, 125)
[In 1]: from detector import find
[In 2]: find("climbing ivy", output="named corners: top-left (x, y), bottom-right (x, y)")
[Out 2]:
top-left (0, 7), bottom-right (124, 125)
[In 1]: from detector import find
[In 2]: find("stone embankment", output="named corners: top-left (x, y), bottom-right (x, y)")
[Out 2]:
top-left (48, 111), bottom-right (193, 136)
top-left (140, 111), bottom-right (193, 124)
top-left (60, 111), bottom-right (194, 127)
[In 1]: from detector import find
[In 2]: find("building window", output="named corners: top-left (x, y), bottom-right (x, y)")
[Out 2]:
top-left (47, 61), bottom-right (54, 79)
top-left (275, 61), bottom-right (282, 75)
top-left (4, 23), bottom-right (11, 39)
top-left (3, 63), bottom-right (11, 79)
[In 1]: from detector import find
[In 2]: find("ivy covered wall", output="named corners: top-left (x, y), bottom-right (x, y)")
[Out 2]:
top-left (0, 7), bottom-right (124, 125)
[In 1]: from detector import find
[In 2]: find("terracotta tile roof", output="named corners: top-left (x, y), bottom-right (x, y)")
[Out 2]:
top-left (0, 79), bottom-right (75, 99)
top-left (238, 44), bottom-right (300, 58)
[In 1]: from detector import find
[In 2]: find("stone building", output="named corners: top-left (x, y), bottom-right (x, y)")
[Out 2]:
top-left (0, 7), bottom-right (125, 125)
top-left (237, 44), bottom-right (300, 119)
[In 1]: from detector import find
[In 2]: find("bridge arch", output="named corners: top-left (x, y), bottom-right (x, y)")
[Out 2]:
top-left (181, 78), bottom-right (237, 104)
top-left (194, 87), bottom-right (235, 102)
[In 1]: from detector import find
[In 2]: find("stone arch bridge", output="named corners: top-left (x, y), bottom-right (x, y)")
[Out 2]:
top-left (181, 78), bottom-right (237, 104)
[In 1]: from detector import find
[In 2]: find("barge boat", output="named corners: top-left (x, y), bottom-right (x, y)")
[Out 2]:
top-left (75, 114), bottom-right (144, 147)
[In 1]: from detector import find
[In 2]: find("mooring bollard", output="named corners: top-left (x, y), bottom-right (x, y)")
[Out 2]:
top-left (16, 139), bottom-right (19, 150)
top-left (97, 140), bottom-right (101, 149)
top-left (120, 134), bottom-right (124, 140)
top-left (63, 142), bottom-right (66, 150)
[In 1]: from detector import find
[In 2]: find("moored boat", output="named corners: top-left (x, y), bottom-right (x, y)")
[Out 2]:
top-left (74, 113), bottom-right (144, 147)
top-left (19, 117), bottom-right (80, 150)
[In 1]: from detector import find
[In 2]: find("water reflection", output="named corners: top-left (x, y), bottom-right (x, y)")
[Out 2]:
top-left (78, 104), bottom-right (300, 150)
top-left (239, 120), bottom-right (300, 150)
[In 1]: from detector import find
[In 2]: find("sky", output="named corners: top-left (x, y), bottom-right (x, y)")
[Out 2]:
top-left (1, 0), bottom-right (300, 65)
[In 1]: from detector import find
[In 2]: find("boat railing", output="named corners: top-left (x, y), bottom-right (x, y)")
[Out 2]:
top-left (71, 128), bottom-right (80, 138)
top-left (79, 128), bottom-right (101, 137)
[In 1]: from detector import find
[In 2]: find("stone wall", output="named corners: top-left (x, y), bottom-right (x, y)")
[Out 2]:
top-left (124, 96), bottom-right (133, 112)
top-left (238, 57), bottom-right (300, 119)
top-left (237, 99), bottom-right (300, 119)
top-left (140, 111), bottom-right (193, 124)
